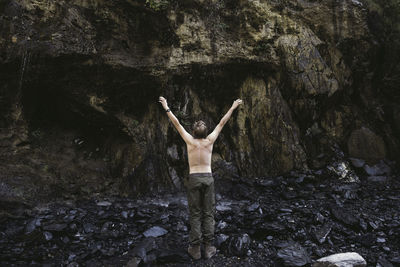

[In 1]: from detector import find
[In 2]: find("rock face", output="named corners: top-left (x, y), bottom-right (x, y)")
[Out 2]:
top-left (0, 0), bottom-right (399, 202)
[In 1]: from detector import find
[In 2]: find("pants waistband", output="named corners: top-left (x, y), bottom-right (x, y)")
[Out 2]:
top-left (189, 172), bottom-right (213, 178)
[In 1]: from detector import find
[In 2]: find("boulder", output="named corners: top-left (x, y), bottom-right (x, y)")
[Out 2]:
top-left (313, 252), bottom-right (367, 267)
top-left (347, 127), bottom-right (386, 162)
top-left (276, 242), bottom-right (311, 266)
top-left (143, 226), bottom-right (168, 238)
top-left (223, 233), bottom-right (251, 257)
top-left (363, 161), bottom-right (391, 176)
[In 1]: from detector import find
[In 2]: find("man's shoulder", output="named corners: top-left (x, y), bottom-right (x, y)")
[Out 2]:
top-left (205, 137), bottom-right (215, 145)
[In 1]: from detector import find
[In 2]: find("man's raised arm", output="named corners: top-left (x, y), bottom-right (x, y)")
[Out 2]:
top-left (159, 96), bottom-right (194, 144)
top-left (207, 99), bottom-right (243, 143)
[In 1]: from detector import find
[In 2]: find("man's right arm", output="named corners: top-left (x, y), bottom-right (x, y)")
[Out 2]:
top-left (207, 99), bottom-right (243, 143)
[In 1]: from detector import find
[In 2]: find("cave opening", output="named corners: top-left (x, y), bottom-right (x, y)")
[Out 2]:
top-left (18, 56), bottom-right (163, 149)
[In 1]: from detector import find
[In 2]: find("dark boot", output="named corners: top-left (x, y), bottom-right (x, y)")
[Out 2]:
top-left (188, 245), bottom-right (201, 260)
top-left (204, 243), bottom-right (216, 259)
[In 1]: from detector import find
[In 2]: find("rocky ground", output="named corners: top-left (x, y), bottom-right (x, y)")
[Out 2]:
top-left (1, 171), bottom-right (399, 266)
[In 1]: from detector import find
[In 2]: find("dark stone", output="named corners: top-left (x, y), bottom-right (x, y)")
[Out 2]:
top-left (83, 223), bottom-right (96, 233)
top-left (216, 203), bottom-right (232, 212)
top-left (175, 221), bottom-right (187, 232)
top-left (143, 226), bottom-right (168, 237)
top-left (280, 208), bottom-right (293, 213)
top-left (217, 220), bottom-right (228, 230)
top-left (369, 221), bottom-right (379, 230)
top-left (247, 202), bottom-right (260, 212)
top-left (330, 206), bottom-right (359, 227)
top-left (63, 215), bottom-right (76, 223)
top-left (313, 223), bottom-right (332, 244)
top-left (349, 158), bottom-right (365, 168)
top-left (363, 161), bottom-right (391, 176)
top-left (43, 223), bottom-right (68, 232)
top-left (216, 233), bottom-right (229, 247)
top-left (377, 257), bottom-right (394, 267)
top-left (69, 223), bottom-right (78, 231)
top-left (343, 190), bottom-right (358, 200)
top-left (43, 231), bottom-right (53, 241)
top-left (155, 249), bottom-right (190, 264)
top-left (25, 218), bottom-right (41, 234)
top-left (224, 233), bottom-right (251, 256)
top-left (231, 184), bottom-right (255, 200)
top-left (254, 222), bottom-right (286, 239)
top-left (132, 237), bottom-right (157, 263)
top-left (213, 160), bottom-right (239, 180)
top-left (96, 201), bottom-right (112, 207)
top-left (276, 242), bottom-right (311, 266)
top-left (121, 211), bottom-right (128, 219)
top-left (359, 218), bottom-right (368, 231)
top-left (377, 237), bottom-right (386, 243)
top-left (389, 256), bottom-right (400, 265)
top-left (295, 176), bottom-right (305, 183)
top-left (315, 212), bottom-right (326, 224)
top-left (356, 233), bottom-right (376, 246)
top-left (367, 176), bottom-right (388, 183)
top-left (258, 178), bottom-right (275, 187)
top-left (101, 222), bottom-right (112, 233)
top-left (282, 190), bottom-right (297, 200)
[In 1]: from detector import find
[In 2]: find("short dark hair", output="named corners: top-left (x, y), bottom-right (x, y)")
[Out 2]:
top-left (192, 120), bottom-right (208, 139)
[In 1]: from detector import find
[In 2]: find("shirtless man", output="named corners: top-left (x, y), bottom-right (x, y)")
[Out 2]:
top-left (158, 96), bottom-right (243, 260)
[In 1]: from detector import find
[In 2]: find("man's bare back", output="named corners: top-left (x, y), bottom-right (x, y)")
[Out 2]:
top-left (187, 138), bottom-right (213, 173)
top-left (158, 96), bottom-right (243, 173)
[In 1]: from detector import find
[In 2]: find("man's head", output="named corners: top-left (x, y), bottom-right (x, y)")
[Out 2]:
top-left (192, 120), bottom-right (208, 139)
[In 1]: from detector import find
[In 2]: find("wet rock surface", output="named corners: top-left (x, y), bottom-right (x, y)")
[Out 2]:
top-left (1, 174), bottom-right (399, 266)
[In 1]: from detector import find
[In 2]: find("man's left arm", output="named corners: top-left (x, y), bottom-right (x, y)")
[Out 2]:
top-left (159, 96), bottom-right (194, 144)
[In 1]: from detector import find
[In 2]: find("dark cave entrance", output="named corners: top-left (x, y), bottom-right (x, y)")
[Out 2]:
top-left (18, 55), bottom-right (162, 145)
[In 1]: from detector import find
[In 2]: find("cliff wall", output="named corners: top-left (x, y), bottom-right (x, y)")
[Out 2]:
top-left (0, 0), bottom-right (399, 203)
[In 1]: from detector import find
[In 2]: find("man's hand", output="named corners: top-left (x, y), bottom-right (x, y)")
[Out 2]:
top-left (159, 96), bottom-right (169, 111)
top-left (159, 96), bottom-right (194, 144)
top-left (232, 99), bottom-right (243, 109)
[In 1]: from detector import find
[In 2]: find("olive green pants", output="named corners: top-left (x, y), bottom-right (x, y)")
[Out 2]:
top-left (186, 172), bottom-right (215, 246)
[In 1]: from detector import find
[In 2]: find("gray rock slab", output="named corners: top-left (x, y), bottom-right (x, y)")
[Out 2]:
top-left (277, 242), bottom-right (311, 266)
top-left (96, 201), bottom-right (112, 207)
top-left (363, 161), bottom-right (391, 176)
top-left (367, 176), bottom-right (388, 183)
top-left (143, 226), bottom-right (168, 237)
top-left (313, 252), bottom-right (366, 267)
